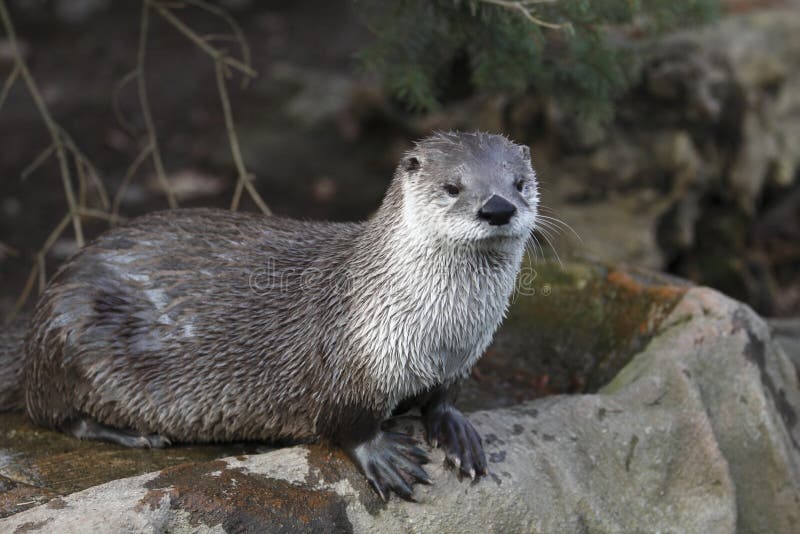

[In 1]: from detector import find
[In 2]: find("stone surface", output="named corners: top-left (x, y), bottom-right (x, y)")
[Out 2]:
top-left (770, 317), bottom-right (800, 369)
top-left (640, 9), bottom-right (800, 314)
top-left (2, 268), bottom-right (798, 532)
top-left (0, 260), bottom-right (686, 518)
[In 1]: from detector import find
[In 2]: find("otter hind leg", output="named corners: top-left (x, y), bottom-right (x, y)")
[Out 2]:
top-left (69, 417), bottom-right (171, 449)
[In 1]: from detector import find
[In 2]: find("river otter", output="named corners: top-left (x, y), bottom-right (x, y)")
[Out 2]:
top-left (2, 131), bottom-right (539, 501)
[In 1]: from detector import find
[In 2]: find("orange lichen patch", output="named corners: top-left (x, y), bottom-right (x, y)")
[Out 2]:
top-left (651, 285), bottom-right (689, 302)
top-left (606, 269), bottom-right (646, 294)
top-left (304, 444), bottom-right (352, 486)
top-left (141, 458), bottom-right (353, 532)
top-left (724, 0), bottom-right (789, 14)
top-left (604, 269), bottom-right (685, 348)
top-left (469, 261), bottom-right (693, 406)
top-left (605, 269), bottom-right (687, 303)
top-left (0, 409), bottom-right (266, 515)
top-left (8, 518), bottom-right (53, 532)
top-left (305, 443), bottom-right (385, 514)
top-left (136, 487), bottom-right (171, 513)
top-left (44, 497), bottom-right (66, 510)
top-left (0, 476), bottom-right (60, 518)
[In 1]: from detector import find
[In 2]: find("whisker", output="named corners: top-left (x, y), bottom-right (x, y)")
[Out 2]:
top-left (525, 234), bottom-right (543, 263)
top-left (526, 232), bottom-right (544, 263)
top-left (536, 226), bottom-right (559, 246)
top-left (536, 220), bottom-right (564, 237)
top-left (536, 214), bottom-right (583, 243)
top-left (536, 229), bottom-right (563, 267)
top-left (531, 235), bottom-right (546, 264)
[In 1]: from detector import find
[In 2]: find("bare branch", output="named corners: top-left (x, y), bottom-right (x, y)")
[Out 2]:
top-left (76, 152), bottom-right (88, 208)
top-left (40, 214), bottom-right (73, 256)
top-left (6, 213), bottom-right (71, 322)
top-left (137, 1), bottom-right (178, 208)
top-left (479, 0), bottom-right (569, 31)
top-left (20, 143), bottom-right (55, 181)
top-left (201, 33), bottom-right (239, 44)
top-left (150, 1), bottom-right (256, 79)
top-left (78, 207), bottom-right (128, 224)
top-left (0, 0), bottom-right (84, 247)
top-left (231, 173), bottom-right (245, 211)
top-left (112, 69), bottom-right (140, 138)
top-left (2, 0), bottom-right (266, 323)
top-left (112, 142), bottom-right (153, 218)
top-left (8, 263), bottom-right (37, 324)
top-left (174, 0), bottom-right (254, 88)
top-left (215, 59), bottom-right (270, 214)
top-left (60, 128), bottom-right (110, 210)
top-left (0, 62), bottom-right (19, 113)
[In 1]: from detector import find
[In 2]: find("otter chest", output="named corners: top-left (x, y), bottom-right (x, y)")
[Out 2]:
top-left (348, 241), bottom-right (524, 406)
top-left (383, 247), bottom-right (521, 393)
top-left (422, 264), bottom-right (514, 376)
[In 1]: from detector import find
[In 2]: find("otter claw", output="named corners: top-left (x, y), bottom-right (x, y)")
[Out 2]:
top-left (425, 406), bottom-right (487, 481)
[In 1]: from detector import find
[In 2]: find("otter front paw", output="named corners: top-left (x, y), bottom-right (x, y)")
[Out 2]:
top-left (425, 405), bottom-right (487, 479)
top-left (346, 431), bottom-right (431, 502)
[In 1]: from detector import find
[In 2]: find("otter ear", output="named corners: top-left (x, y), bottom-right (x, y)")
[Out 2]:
top-left (402, 156), bottom-right (422, 173)
top-left (520, 145), bottom-right (531, 163)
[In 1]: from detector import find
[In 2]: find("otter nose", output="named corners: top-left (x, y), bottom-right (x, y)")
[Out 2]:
top-left (478, 195), bottom-right (517, 226)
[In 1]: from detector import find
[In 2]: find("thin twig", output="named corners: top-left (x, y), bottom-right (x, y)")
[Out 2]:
top-left (231, 173), bottom-right (245, 211)
top-left (6, 213), bottom-right (71, 322)
top-left (215, 59), bottom-right (270, 214)
top-left (78, 207), bottom-right (128, 224)
top-left (174, 0), bottom-right (253, 88)
top-left (113, 142), bottom-right (154, 218)
top-left (0, 62), bottom-right (19, 112)
top-left (76, 152), bottom-right (88, 208)
top-left (202, 33), bottom-right (239, 43)
top-left (0, 0), bottom-right (84, 247)
top-left (112, 68), bottom-right (140, 138)
top-left (150, 0), bottom-right (256, 78)
top-left (479, 0), bottom-right (569, 31)
top-left (20, 143), bottom-right (54, 181)
top-left (40, 214), bottom-right (73, 256)
top-left (86, 160), bottom-right (110, 210)
top-left (149, 0), bottom-right (264, 212)
top-left (60, 127), bottom-right (110, 210)
top-left (9, 264), bottom-right (37, 323)
top-left (137, 1), bottom-right (178, 208)
top-left (243, 177), bottom-right (269, 214)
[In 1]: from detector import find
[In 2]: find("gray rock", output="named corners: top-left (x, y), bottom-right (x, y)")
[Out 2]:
top-left (770, 317), bottom-right (800, 370)
top-left (648, 9), bottom-right (800, 212)
top-left (2, 287), bottom-right (797, 533)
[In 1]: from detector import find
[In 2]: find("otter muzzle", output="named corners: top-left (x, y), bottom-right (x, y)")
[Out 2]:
top-left (478, 195), bottom-right (517, 226)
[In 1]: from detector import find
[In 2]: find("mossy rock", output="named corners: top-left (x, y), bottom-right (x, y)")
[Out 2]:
top-left (0, 259), bottom-right (689, 518)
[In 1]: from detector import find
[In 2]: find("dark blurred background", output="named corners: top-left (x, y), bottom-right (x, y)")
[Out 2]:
top-left (1, 0), bottom-right (798, 319)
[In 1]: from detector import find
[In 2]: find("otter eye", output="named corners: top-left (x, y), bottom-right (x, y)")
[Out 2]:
top-left (515, 178), bottom-right (525, 192)
top-left (443, 184), bottom-right (460, 197)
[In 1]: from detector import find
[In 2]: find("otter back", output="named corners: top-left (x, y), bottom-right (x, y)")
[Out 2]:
top-left (23, 208), bottom-right (367, 442)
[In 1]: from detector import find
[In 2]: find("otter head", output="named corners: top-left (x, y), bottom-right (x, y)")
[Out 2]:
top-left (397, 131), bottom-right (538, 245)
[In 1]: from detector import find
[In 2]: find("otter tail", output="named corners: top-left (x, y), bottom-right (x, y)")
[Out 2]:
top-left (0, 315), bottom-right (27, 411)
